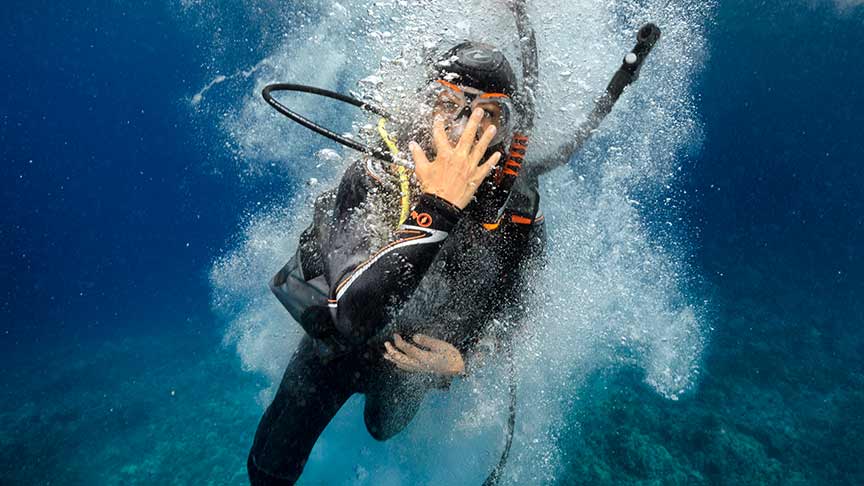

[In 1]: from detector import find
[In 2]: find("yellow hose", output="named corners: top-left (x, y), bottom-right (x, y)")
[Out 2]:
top-left (377, 118), bottom-right (411, 226)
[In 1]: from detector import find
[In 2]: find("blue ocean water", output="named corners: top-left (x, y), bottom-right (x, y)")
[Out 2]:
top-left (2, 0), bottom-right (862, 484)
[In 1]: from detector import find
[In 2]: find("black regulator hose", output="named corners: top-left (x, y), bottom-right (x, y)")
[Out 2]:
top-left (261, 83), bottom-right (396, 163)
top-left (482, 346), bottom-right (518, 486)
top-left (595, 22), bottom-right (662, 119)
top-left (531, 22), bottom-right (662, 178)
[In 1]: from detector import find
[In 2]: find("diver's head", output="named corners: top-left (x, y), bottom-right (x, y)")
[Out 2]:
top-left (415, 42), bottom-right (520, 153)
top-left (430, 42), bottom-right (519, 98)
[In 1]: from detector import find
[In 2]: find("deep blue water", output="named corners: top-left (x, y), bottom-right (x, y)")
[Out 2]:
top-left (2, 0), bottom-right (863, 484)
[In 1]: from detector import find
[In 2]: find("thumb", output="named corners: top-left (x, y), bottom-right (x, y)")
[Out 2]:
top-left (410, 142), bottom-right (436, 192)
top-left (410, 141), bottom-right (430, 176)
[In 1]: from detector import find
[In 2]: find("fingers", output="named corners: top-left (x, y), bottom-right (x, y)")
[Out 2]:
top-left (385, 335), bottom-right (465, 376)
top-left (384, 341), bottom-right (426, 372)
top-left (409, 141), bottom-right (430, 168)
top-left (383, 353), bottom-right (421, 372)
top-left (432, 116), bottom-right (450, 154)
top-left (409, 141), bottom-right (431, 184)
top-left (393, 334), bottom-right (435, 362)
top-left (455, 108), bottom-right (485, 153)
top-left (412, 334), bottom-right (452, 353)
top-left (473, 151), bottom-right (502, 183)
top-left (470, 125), bottom-right (498, 165)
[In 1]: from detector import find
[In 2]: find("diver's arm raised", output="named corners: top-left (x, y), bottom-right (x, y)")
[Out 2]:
top-left (326, 111), bottom-right (501, 345)
top-left (527, 23), bottom-right (662, 179)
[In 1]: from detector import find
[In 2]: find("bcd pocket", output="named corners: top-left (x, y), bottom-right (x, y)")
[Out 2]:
top-left (270, 246), bottom-right (334, 341)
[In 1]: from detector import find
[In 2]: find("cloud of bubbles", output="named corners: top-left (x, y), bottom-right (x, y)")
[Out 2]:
top-left (195, 0), bottom-right (714, 482)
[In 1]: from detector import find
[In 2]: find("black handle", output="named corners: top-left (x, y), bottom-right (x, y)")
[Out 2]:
top-left (600, 23), bottom-right (662, 118)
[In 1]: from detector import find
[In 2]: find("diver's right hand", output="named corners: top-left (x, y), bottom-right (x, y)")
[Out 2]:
top-left (409, 108), bottom-right (502, 210)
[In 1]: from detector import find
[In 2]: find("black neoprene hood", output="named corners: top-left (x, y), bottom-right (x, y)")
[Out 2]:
top-left (431, 42), bottom-right (519, 97)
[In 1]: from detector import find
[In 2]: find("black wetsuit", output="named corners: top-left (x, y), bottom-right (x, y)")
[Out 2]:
top-left (247, 156), bottom-right (546, 485)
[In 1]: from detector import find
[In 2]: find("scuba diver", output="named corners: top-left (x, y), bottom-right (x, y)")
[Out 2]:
top-left (248, 45), bottom-right (543, 486)
top-left (248, 1), bottom-right (660, 484)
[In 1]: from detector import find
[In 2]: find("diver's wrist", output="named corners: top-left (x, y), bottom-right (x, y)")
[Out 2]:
top-left (404, 193), bottom-right (462, 232)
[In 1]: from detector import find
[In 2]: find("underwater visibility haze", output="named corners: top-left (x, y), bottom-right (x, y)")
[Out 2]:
top-left (2, 0), bottom-right (863, 484)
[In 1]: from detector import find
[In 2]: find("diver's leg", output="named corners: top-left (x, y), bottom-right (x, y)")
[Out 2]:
top-left (247, 336), bottom-right (354, 485)
top-left (363, 375), bottom-right (427, 441)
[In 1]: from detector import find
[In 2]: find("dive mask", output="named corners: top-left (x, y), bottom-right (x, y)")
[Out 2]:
top-left (424, 79), bottom-right (515, 148)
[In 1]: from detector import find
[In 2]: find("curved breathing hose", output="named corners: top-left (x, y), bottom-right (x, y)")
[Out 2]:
top-left (261, 83), bottom-right (397, 164)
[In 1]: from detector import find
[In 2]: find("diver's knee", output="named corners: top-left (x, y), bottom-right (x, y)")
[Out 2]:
top-left (364, 408), bottom-right (400, 442)
top-left (365, 421), bottom-right (398, 442)
top-left (247, 447), bottom-right (302, 486)
top-left (365, 408), bottom-right (411, 441)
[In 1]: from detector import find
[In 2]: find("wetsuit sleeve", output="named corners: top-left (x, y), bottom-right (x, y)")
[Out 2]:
top-left (525, 144), bottom-right (574, 178)
top-left (324, 166), bottom-right (462, 345)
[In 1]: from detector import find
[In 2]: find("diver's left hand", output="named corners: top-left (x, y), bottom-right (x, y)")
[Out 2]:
top-left (383, 334), bottom-right (465, 377)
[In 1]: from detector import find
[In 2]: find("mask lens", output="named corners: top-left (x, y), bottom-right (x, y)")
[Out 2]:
top-left (427, 81), bottom-right (514, 147)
